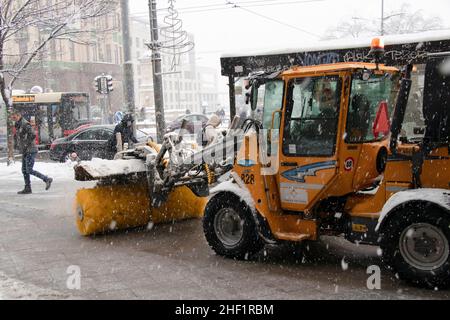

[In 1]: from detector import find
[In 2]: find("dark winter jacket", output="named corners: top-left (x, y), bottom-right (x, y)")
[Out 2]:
top-left (107, 121), bottom-right (138, 152)
top-left (15, 117), bottom-right (38, 154)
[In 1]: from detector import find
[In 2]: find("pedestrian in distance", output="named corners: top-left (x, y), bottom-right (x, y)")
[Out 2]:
top-left (107, 113), bottom-right (138, 156)
top-left (197, 113), bottom-right (222, 147)
top-left (11, 111), bottom-right (53, 195)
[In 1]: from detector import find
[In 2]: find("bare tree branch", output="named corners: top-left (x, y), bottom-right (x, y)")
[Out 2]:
top-left (323, 2), bottom-right (444, 40)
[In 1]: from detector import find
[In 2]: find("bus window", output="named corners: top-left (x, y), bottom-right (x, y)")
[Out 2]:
top-left (73, 100), bottom-right (89, 121)
top-left (66, 96), bottom-right (89, 122)
top-left (36, 105), bottom-right (49, 145)
top-left (50, 104), bottom-right (62, 138)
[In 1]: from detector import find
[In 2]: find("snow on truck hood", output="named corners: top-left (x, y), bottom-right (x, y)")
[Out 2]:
top-left (376, 188), bottom-right (450, 231)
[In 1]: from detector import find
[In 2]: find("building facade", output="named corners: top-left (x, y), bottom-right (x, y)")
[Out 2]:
top-left (6, 3), bottom-right (125, 116)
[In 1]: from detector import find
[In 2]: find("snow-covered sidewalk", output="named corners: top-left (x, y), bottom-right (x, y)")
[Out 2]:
top-left (0, 161), bottom-right (76, 182)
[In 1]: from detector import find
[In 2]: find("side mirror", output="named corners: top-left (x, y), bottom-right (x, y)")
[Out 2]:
top-left (250, 82), bottom-right (259, 111)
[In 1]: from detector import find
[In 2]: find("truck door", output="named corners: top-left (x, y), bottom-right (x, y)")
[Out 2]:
top-left (278, 75), bottom-right (342, 212)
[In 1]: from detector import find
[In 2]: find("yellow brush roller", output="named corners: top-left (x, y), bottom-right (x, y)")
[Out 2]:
top-left (74, 183), bottom-right (207, 236)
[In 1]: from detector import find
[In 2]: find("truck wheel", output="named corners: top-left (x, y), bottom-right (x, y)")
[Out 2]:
top-left (203, 192), bottom-right (263, 259)
top-left (381, 206), bottom-right (450, 288)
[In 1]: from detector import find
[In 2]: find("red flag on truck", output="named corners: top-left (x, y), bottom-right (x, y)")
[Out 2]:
top-left (373, 101), bottom-right (390, 138)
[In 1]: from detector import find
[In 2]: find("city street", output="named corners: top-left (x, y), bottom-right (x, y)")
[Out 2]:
top-left (0, 161), bottom-right (448, 300)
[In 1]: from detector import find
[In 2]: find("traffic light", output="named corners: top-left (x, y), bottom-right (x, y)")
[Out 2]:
top-left (94, 76), bottom-right (102, 94)
top-left (100, 76), bottom-right (107, 94)
top-left (94, 75), bottom-right (113, 94)
top-left (106, 75), bottom-right (114, 93)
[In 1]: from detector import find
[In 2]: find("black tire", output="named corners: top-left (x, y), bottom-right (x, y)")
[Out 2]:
top-left (380, 204), bottom-right (450, 288)
top-left (203, 192), bottom-right (264, 259)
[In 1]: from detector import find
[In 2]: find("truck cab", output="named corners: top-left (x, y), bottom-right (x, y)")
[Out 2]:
top-left (203, 57), bottom-right (450, 288)
top-left (204, 62), bottom-right (399, 249)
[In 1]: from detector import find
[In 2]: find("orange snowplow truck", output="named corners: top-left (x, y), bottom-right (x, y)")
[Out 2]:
top-left (203, 41), bottom-right (450, 288)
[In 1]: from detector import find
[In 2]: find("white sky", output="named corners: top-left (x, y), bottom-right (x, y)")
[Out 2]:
top-left (129, 0), bottom-right (450, 71)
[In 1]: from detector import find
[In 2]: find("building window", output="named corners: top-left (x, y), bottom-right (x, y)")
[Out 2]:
top-left (59, 40), bottom-right (63, 60)
top-left (106, 44), bottom-right (112, 63)
top-left (98, 43), bottom-right (104, 61)
top-left (116, 13), bottom-right (121, 30)
top-left (92, 44), bottom-right (98, 62)
top-left (18, 40), bottom-right (28, 56)
top-left (114, 45), bottom-right (119, 64)
top-left (70, 42), bottom-right (76, 61)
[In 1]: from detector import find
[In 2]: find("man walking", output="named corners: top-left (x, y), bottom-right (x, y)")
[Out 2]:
top-left (11, 111), bottom-right (53, 194)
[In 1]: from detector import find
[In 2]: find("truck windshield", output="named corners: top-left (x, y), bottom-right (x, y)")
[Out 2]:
top-left (345, 73), bottom-right (399, 143)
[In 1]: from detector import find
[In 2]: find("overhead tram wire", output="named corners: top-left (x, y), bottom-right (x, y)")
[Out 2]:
top-left (179, 0), bottom-right (326, 14)
top-left (130, 0), bottom-right (326, 16)
top-left (225, 1), bottom-right (321, 39)
top-left (130, 0), bottom-right (323, 39)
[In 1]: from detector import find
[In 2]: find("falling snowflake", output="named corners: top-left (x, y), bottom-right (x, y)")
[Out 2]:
top-left (341, 257), bottom-right (349, 271)
top-left (109, 220), bottom-right (117, 230)
top-left (377, 248), bottom-right (383, 256)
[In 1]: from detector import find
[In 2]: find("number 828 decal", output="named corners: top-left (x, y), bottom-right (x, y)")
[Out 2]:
top-left (241, 173), bottom-right (255, 185)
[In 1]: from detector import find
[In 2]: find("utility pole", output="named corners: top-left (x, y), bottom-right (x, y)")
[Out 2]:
top-left (148, 0), bottom-right (166, 143)
top-left (380, 0), bottom-right (385, 35)
top-left (120, 0), bottom-right (135, 117)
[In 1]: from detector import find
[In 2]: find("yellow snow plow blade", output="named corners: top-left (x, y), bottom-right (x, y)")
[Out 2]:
top-left (74, 183), bottom-right (207, 236)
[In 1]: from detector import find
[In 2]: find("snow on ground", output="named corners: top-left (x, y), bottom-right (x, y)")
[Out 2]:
top-left (0, 271), bottom-right (75, 300)
top-left (0, 160), bottom-right (76, 182)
